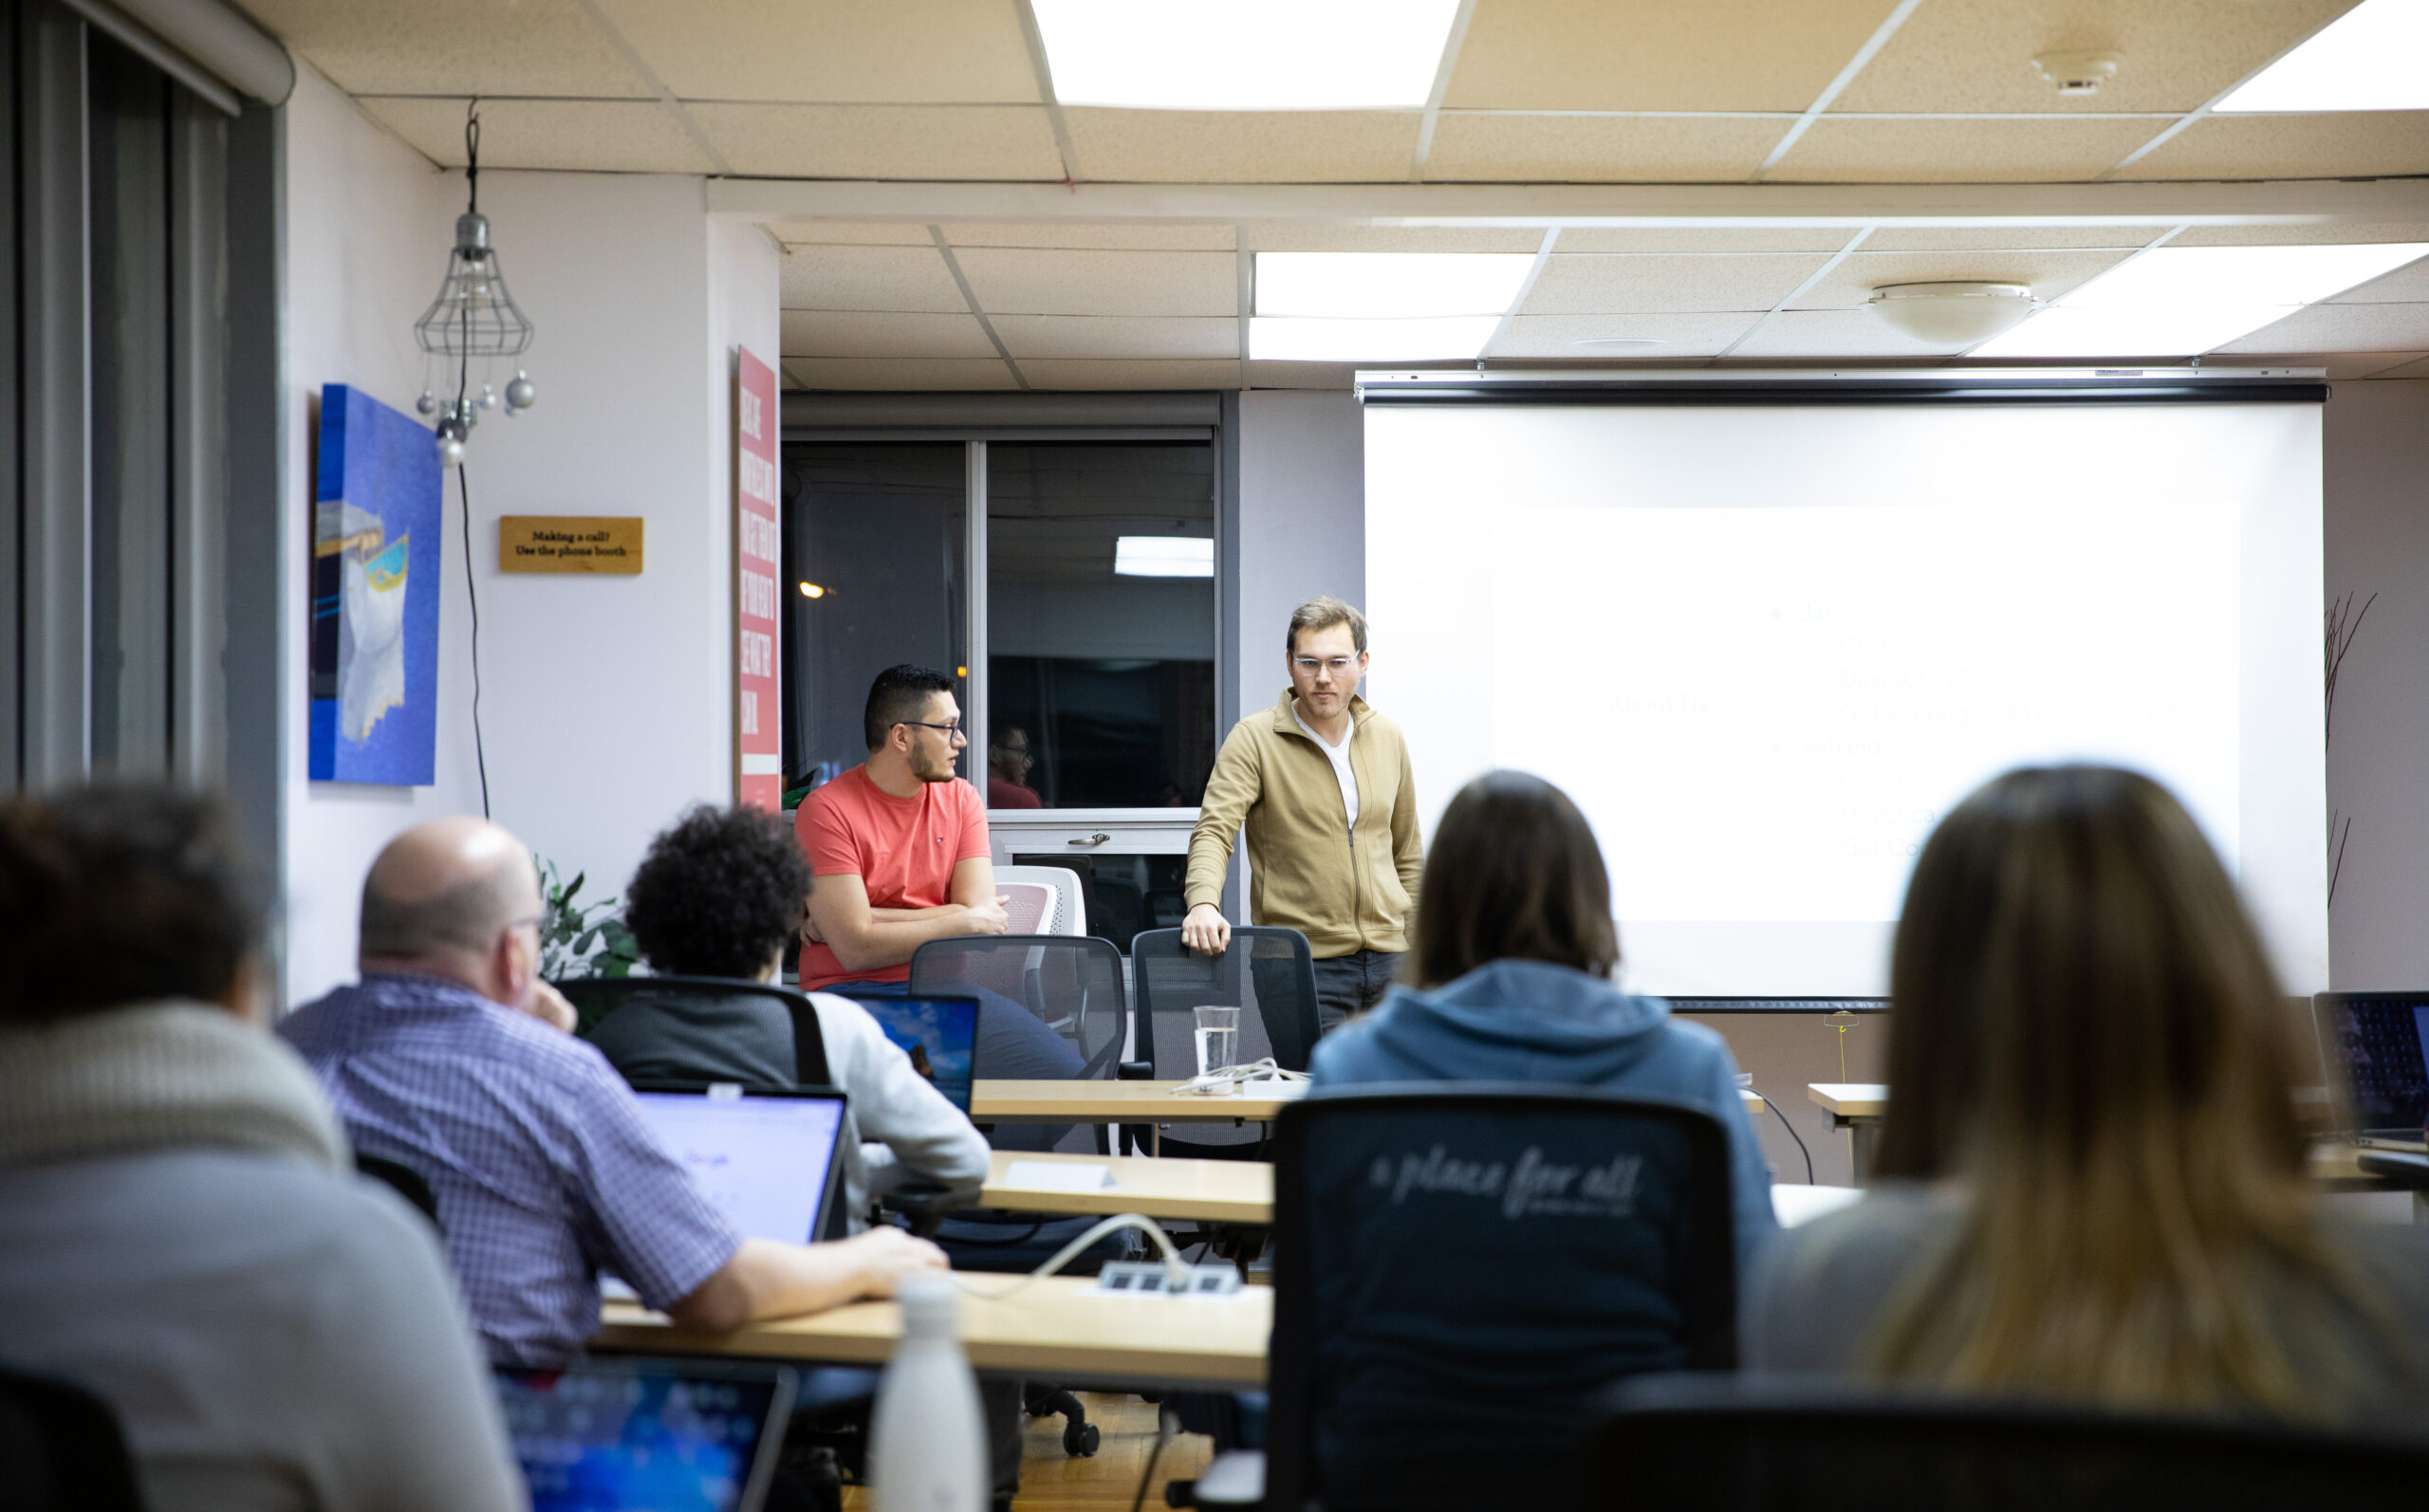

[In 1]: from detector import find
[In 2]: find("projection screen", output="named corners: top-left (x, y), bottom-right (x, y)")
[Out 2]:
top-left (1363, 380), bottom-right (2326, 997)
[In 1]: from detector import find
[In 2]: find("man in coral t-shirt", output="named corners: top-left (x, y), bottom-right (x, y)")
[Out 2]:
top-left (797, 665), bottom-right (1080, 1091)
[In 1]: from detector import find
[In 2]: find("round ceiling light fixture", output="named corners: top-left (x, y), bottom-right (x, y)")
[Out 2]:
top-left (2030, 49), bottom-right (2122, 96)
top-left (1865, 282), bottom-right (2039, 346)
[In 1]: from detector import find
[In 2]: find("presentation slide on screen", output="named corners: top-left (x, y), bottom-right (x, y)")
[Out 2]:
top-left (1365, 401), bottom-right (2326, 996)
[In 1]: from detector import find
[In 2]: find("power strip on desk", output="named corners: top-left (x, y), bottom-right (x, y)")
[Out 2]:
top-left (1096, 1262), bottom-right (1242, 1297)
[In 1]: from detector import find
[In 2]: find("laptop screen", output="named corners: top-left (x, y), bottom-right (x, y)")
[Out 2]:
top-left (630, 1088), bottom-right (846, 1244)
top-left (2315, 994), bottom-right (2429, 1138)
top-left (495, 1357), bottom-right (795, 1512)
top-left (851, 995), bottom-right (979, 1116)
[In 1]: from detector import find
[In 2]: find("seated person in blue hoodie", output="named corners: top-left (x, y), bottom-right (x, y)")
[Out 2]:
top-left (1309, 768), bottom-right (1777, 1278)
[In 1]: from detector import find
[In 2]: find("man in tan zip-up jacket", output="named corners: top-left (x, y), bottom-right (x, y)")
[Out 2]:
top-left (1184, 598), bottom-right (1423, 1036)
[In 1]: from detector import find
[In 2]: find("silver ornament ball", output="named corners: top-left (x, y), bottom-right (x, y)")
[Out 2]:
top-left (415, 391), bottom-right (436, 416)
top-left (504, 372), bottom-right (537, 412)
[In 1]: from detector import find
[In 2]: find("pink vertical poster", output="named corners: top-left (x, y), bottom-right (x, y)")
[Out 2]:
top-left (734, 347), bottom-right (782, 811)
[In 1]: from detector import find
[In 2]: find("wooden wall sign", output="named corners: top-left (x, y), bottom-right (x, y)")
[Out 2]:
top-left (498, 516), bottom-right (644, 574)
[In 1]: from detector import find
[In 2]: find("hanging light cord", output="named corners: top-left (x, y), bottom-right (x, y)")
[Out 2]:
top-left (455, 462), bottom-right (492, 820)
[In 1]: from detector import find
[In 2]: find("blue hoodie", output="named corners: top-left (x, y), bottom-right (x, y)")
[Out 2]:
top-left (1309, 957), bottom-right (1778, 1278)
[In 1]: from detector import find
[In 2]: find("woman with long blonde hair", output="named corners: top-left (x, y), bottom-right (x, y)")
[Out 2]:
top-left (1748, 765), bottom-right (2429, 1425)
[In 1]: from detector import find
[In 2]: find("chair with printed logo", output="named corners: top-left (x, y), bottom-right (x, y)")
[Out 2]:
top-left (1247, 1084), bottom-right (1738, 1512)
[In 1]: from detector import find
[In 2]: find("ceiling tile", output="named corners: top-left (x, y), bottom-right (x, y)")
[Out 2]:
top-left (1062, 110), bottom-right (1418, 183)
top-left (992, 316), bottom-right (1237, 360)
top-left (1422, 114), bottom-right (1787, 181)
top-left (781, 310), bottom-right (998, 360)
top-left (1831, 0), bottom-right (2355, 114)
top-left (1724, 307), bottom-right (1970, 358)
top-left (360, 97), bottom-right (713, 174)
top-left (1793, 249), bottom-right (2134, 309)
top-left (941, 224), bottom-right (1238, 250)
top-left (1019, 360), bottom-right (1245, 390)
top-left (779, 245), bottom-right (970, 313)
top-left (1447, 0), bottom-right (1909, 111)
top-left (1489, 312), bottom-right (1764, 359)
top-left (1768, 116), bottom-right (2161, 181)
top-left (2122, 114), bottom-right (2429, 182)
top-left (953, 249), bottom-right (1237, 317)
top-left (1863, 226), bottom-right (2165, 251)
top-left (1523, 253), bottom-right (1829, 314)
top-left (2215, 303), bottom-right (2429, 354)
top-left (770, 223), bottom-right (934, 247)
top-left (235, 0), bottom-right (645, 95)
top-left (692, 103), bottom-right (1063, 178)
top-left (586, 0), bottom-right (1038, 103)
top-left (2364, 355), bottom-right (2429, 379)
top-left (1246, 225), bottom-right (1545, 252)
top-left (2172, 223), bottom-right (2429, 249)
top-left (783, 358), bottom-right (1016, 390)
top-left (2331, 254), bottom-right (2429, 304)
top-left (1556, 228), bottom-right (1852, 254)
top-left (2206, 352), bottom-right (2429, 380)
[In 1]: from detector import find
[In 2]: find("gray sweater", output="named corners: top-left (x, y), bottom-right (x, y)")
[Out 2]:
top-left (1748, 1181), bottom-right (2429, 1433)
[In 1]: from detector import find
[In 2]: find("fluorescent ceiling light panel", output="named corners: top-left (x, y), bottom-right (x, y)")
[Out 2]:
top-left (1115, 536), bottom-right (1214, 578)
top-left (1970, 304), bottom-right (2299, 359)
top-left (2061, 244), bottom-right (2429, 308)
top-left (1031, 0), bottom-right (1462, 110)
top-left (2214, 0), bottom-right (2429, 112)
top-left (1254, 253), bottom-right (1535, 318)
top-left (1250, 316), bottom-right (1502, 361)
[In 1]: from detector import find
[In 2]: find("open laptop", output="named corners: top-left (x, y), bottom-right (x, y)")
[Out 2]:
top-left (2311, 993), bottom-right (2429, 1150)
top-left (494, 1355), bottom-right (796, 1512)
top-left (626, 1082), bottom-right (851, 1245)
top-left (847, 995), bottom-right (981, 1117)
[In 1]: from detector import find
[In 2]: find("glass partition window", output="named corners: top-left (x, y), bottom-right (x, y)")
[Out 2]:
top-left (986, 441), bottom-right (1216, 809)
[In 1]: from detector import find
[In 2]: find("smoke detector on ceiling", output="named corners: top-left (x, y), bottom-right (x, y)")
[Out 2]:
top-left (2030, 50), bottom-right (2123, 95)
top-left (1865, 283), bottom-right (2039, 345)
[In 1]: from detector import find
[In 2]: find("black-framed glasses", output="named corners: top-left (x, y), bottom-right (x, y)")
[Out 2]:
top-left (899, 719), bottom-right (963, 738)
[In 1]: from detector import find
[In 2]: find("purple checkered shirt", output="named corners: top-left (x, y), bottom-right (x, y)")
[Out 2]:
top-left (280, 973), bottom-right (740, 1366)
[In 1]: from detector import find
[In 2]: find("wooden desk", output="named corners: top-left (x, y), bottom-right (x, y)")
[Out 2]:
top-left (1808, 1083), bottom-right (1889, 1183)
top-left (981, 1151), bottom-right (1273, 1225)
top-left (973, 1079), bottom-right (1765, 1126)
top-left (595, 1276), bottom-right (1269, 1389)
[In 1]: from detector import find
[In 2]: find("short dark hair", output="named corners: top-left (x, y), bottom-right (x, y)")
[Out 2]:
top-left (1404, 770), bottom-right (1619, 989)
top-left (863, 664), bottom-right (956, 750)
top-left (0, 784), bottom-right (262, 1023)
top-left (625, 804), bottom-right (810, 978)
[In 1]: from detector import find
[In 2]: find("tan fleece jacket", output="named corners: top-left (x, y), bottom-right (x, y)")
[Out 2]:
top-left (1186, 690), bottom-right (1423, 957)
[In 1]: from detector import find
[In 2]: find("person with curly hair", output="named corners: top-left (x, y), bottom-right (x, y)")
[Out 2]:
top-left (591, 803), bottom-right (989, 1225)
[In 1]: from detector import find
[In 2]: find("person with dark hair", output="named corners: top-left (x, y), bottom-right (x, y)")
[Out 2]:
top-left (1308, 769), bottom-right (1776, 1278)
top-left (795, 664), bottom-right (1083, 1088)
top-left (988, 725), bottom-right (1043, 808)
top-left (281, 815), bottom-right (945, 1366)
top-left (1748, 765), bottom-right (2429, 1426)
top-left (589, 803), bottom-right (988, 1222)
top-left (0, 784), bottom-right (524, 1511)
top-left (1185, 596), bottom-right (1425, 1034)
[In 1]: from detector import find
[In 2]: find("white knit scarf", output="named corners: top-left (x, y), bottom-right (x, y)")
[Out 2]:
top-left (0, 1002), bottom-right (348, 1171)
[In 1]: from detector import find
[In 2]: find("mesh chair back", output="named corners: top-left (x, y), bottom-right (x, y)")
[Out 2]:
top-left (1588, 1374), bottom-right (2429, 1511)
top-left (0, 1365), bottom-right (145, 1512)
top-left (1130, 927), bottom-right (1319, 1153)
top-left (1267, 1085), bottom-right (1736, 1512)
top-left (555, 975), bottom-right (830, 1084)
top-left (909, 935), bottom-right (1130, 1080)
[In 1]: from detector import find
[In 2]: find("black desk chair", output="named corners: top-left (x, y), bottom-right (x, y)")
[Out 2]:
top-left (557, 974), bottom-right (831, 1085)
top-left (909, 934), bottom-right (1132, 1153)
top-left (1254, 1084), bottom-right (1737, 1512)
top-left (354, 1152), bottom-right (441, 1231)
top-left (0, 1364), bottom-right (146, 1512)
top-left (1130, 927), bottom-right (1319, 1162)
top-left (1585, 1374), bottom-right (2429, 1510)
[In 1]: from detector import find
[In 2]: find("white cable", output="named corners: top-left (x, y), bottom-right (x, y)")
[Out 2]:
top-left (1172, 1057), bottom-right (1309, 1097)
top-left (948, 1211), bottom-right (1193, 1300)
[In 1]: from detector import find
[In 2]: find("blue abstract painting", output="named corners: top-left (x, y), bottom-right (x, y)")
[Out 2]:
top-left (310, 384), bottom-right (441, 784)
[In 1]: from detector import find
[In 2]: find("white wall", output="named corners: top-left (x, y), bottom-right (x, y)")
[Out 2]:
top-left (279, 79), bottom-right (780, 1004)
top-left (1235, 391), bottom-right (1364, 723)
top-left (2323, 378), bottom-right (2429, 988)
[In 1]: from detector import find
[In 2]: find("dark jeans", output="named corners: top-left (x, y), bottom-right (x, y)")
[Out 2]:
top-left (1312, 950), bottom-right (1402, 1037)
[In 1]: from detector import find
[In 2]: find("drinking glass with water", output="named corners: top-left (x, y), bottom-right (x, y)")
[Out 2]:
top-left (1194, 1005), bottom-right (1240, 1077)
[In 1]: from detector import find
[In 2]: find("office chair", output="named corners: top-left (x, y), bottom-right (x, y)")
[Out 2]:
top-left (1256, 1085), bottom-right (1737, 1512)
top-left (1129, 927), bottom-right (1320, 1162)
top-left (354, 1152), bottom-right (441, 1230)
top-left (557, 974), bottom-right (831, 1084)
top-left (0, 1364), bottom-right (146, 1512)
top-left (1585, 1374), bottom-right (2429, 1510)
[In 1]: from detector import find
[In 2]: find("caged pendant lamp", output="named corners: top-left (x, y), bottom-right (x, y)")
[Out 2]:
top-left (415, 101), bottom-right (536, 464)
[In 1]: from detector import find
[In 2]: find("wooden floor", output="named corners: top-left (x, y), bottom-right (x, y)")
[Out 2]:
top-left (841, 1392), bottom-right (1215, 1511)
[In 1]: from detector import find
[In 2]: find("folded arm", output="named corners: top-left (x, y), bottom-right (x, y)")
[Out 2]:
top-left (804, 861), bottom-right (1009, 973)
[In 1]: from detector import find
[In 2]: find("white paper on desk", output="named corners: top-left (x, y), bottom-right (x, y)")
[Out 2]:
top-left (1003, 1160), bottom-right (1117, 1192)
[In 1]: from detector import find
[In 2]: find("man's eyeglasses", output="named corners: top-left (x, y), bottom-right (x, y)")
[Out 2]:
top-left (1292, 656), bottom-right (1362, 674)
top-left (900, 719), bottom-right (963, 738)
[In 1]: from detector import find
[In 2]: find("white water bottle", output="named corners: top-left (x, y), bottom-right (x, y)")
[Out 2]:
top-left (868, 1272), bottom-right (988, 1512)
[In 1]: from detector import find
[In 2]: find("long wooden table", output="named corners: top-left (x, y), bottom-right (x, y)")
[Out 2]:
top-left (980, 1150), bottom-right (1273, 1225)
top-left (596, 1276), bottom-right (1270, 1389)
top-left (974, 1079), bottom-right (1765, 1127)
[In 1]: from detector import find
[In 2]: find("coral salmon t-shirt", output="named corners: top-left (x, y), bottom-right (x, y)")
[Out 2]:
top-left (795, 765), bottom-right (992, 989)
